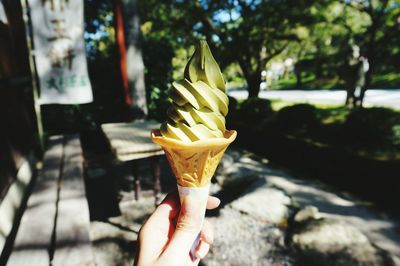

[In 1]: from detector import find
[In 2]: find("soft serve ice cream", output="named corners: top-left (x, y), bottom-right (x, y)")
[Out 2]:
top-left (151, 41), bottom-right (236, 258)
top-left (160, 40), bottom-right (229, 142)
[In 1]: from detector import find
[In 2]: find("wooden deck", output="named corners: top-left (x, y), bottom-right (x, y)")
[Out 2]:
top-left (6, 135), bottom-right (94, 266)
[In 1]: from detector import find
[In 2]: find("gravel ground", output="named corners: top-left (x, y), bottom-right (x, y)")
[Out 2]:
top-left (86, 152), bottom-right (295, 266)
top-left (202, 207), bottom-right (294, 266)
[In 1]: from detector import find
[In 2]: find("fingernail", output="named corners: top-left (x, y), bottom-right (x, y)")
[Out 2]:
top-left (196, 243), bottom-right (209, 259)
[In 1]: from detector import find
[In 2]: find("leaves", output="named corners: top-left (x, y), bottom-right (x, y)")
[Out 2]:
top-left (137, 0), bottom-right (400, 101)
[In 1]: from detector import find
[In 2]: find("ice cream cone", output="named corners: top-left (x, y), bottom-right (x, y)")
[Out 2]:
top-left (151, 40), bottom-right (236, 260)
top-left (151, 129), bottom-right (237, 188)
top-left (151, 129), bottom-right (236, 259)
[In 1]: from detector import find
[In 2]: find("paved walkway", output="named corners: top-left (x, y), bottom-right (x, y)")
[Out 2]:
top-left (228, 89), bottom-right (400, 109)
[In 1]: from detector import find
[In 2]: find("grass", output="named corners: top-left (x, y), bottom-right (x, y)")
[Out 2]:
top-left (270, 73), bottom-right (342, 90)
top-left (226, 72), bottom-right (400, 92)
top-left (315, 106), bottom-right (350, 124)
top-left (227, 80), bottom-right (246, 90)
top-left (268, 72), bottom-right (399, 91)
top-left (371, 72), bottom-right (400, 88)
top-left (270, 99), bottom-right (348, 123)
top-left (269, 99), bottom-right (294, 111)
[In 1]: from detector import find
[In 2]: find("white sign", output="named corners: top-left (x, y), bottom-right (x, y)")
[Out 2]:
top-left (27, 0), bottom-right (93, 104)
top-left (0, 1), bottom-right (7, 25)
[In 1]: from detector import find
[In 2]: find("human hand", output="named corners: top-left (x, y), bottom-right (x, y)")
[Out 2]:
top-left (134, 191), bottom-right (220, 266)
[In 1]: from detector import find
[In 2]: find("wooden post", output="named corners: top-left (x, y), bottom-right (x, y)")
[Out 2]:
top-left (116, 0), bottom-right (148, 117)
top-left (20, 0), bottom-right (44, 152)
top-left (114, 0), bottom-right (132, 109)
top-left (132, 160), bottom-right (141, 200)
top-left (152, 156), bottom-right (161, 206)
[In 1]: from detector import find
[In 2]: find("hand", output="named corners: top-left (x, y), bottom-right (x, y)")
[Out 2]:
top-left (134, 192), bottom-right (220, 266)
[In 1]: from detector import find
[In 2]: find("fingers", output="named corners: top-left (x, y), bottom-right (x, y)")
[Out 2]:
top-left (142, 193), bottom-right (220, 234)
top-left (206, 196), bottom-right (221, 210)
top-left (164, 196), bottom-right (205, 257)
top-left (140, 192), bottom-right (180, 234)
top-left (154, 192), bottom-right (181, 220)
top-left (154, 194), bottom-right (220, 219)
top-left (195, 240), bottom-right (210, 259)
top-left (152, 193), bottom-right (220, 223)
top-left (200, 220), bottom-right (213, 244)
top-left (149, 192), bottom-right (218, 264)
top-left (194, 220), bottom-right (213, 260)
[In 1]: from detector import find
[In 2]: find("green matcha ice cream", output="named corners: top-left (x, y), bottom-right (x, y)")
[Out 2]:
top-left (160, 40), bottom-right (229, 142)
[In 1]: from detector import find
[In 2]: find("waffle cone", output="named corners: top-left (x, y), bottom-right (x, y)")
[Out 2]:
top-left (151, 129), bottom-right (237, 188)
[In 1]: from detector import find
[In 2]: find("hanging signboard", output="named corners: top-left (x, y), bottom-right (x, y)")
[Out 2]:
top-left (0, 1), bottom-right (7, 25)
top-left (26, 0), bottom-right (93, 104)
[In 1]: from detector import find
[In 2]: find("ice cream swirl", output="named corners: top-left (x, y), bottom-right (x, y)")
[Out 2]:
top-left (160, 40), bottom-right (229, 142)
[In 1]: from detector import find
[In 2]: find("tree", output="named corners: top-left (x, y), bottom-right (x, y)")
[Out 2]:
top-left (120, 0), bottom-right (148, 117)
top-left (137, 0), bottom-right (184, 121)
top-left (138, 0), bottom-right (326, 98)
top-left (337, 0), bottom-right (400, 107)
top-left (176, 0), bottom-right (326, 98)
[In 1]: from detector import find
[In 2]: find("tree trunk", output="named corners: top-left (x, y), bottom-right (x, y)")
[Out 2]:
top-left (295, 70), bottom-right (302, 89)
top-left (247, 72), bottom-right (261, 98)
top-left (120, 0), bottom-right (148, 118)
top-left (346, 86), bottom-right (356, 107)
top-left (236, 57), bottom-right (261, 98)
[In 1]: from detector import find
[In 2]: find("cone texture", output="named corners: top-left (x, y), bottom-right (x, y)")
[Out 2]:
top-left (151, 130), bottom-right (236, 187)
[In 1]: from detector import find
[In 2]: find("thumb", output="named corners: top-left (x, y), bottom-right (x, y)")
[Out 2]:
top-left (165, 196), bottom-right (206, 257)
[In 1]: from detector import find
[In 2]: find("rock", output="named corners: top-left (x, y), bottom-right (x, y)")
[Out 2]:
top-left (209, 182), bottom-right (222, 195)
top-left (293, 206), bottom-right (321, 223)
top-left (230, 178), bottom-right (291, 224)
top-left (214, 171), bottom-right (259, 189)
top-left (215, 153), bottom-right (260, 188)
top-left (290, 207), bottom-right (394, 266)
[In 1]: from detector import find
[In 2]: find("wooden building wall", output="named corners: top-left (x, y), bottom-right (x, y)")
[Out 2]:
top-left (0, 0), bottom-right (37, 201)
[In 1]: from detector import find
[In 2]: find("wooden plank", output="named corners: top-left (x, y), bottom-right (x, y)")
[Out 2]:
top-left (101, 120), bottom-right (163, 161)
top-left (7, 136), bottom-right (64, 266)
top-left (52, 135), bottom-right (94, 266)
top-left (0, 154), bottom-right (35, 257)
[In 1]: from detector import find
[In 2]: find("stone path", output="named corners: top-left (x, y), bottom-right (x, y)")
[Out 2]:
top-left (87, 148), bottom-right (400, 266)
top-left (217, 149), bottom-right (400, 265)
top-left (267, 175), bottom-right (400, 260)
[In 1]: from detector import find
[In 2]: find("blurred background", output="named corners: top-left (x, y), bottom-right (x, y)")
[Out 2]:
top-left (1, 0), bottom-right (399, 265)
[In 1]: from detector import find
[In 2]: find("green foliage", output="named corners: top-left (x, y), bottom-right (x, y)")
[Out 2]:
top-left (232, 100), bottom-right (400, 158)
top-left (138, 0), bottom-right (194, 120)
top-left (41, 105), bottom-right (97, 135)
top-left (334, 0), bottom-right (400, 96)
top-left (226, 96), bottom-right (239, 128)
top-left (147, 86), bottom-right (171, 122)
top-left (277, 104), bottom-right (320, 131)
top-left (137, 0), bottom-right (400, 101)
top-left (228, 96), bottom-right (239, 113)
top-left (371, 73), bottom-right (400, 89)
top-left (224, 63), bottom-right (245, 89)
top-left (343, 107), bottom-right (400, 149)
top-left (142, 35), bottom-right (174, 121)
top-left (236, 98), bottom-right (273, 124)
top-left (84, 0), bottom-right (116, 60)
